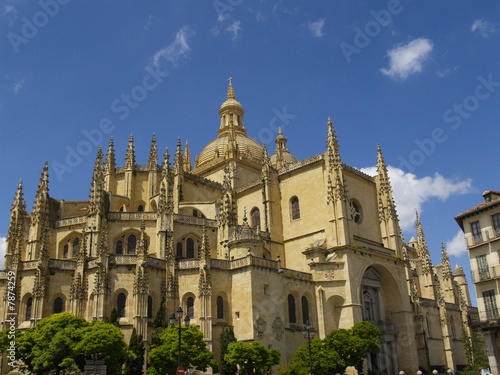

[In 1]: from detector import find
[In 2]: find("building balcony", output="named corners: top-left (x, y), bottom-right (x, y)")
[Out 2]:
top-left (470, 309), bottom-right (500, 329)
top-left (471, 263), bottom-right (500, 283)
top-left (466, 227), bottom-right (500, 248)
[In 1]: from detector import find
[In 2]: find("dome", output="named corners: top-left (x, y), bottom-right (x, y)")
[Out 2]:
top-left (270, 127), bottom-right (298, 169)
top-left (196, 131), bottom-right (264, 167)
top-left (194, 78), bottom-right (264, 171)
top-left (270, 151), bottom-right (298, 167)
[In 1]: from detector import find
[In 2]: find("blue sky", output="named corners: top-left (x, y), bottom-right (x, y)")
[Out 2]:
top-left (1, 0), bottom-right (499, 304)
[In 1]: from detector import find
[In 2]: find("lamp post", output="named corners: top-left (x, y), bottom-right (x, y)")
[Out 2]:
top-left (302, 320), bottom-right (315, 375)
top-left (169, 307), bottom-right (191, 368)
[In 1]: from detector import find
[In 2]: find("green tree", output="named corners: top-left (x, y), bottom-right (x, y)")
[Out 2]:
top-left (287, 321), bottom-right (380, 375)
top-left (225, 341), bottom-right (280, 375)
top-left (462, 327), bottom-right (489, 375)
top-left (124, 327), bottom-right (145, 375)
top-left (147, 325), bottom-right (214, 375)
top-left (287, 338), bottom-right (341, 375)
top-left (73, 320), bottom-right (129, 375)
top-left (151, 294), bottom-right (167, 346)
top-left (16, 312), bottom-right (88, 374)
top-left (109, 306), bottom-right (119, 327)
top-left (219, 326), bottom-right (237, 375)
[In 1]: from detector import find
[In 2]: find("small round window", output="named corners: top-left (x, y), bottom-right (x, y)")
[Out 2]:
top-left (350, 200), bottom-right (362, 223)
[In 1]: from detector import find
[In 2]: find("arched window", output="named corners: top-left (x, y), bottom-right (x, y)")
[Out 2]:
top-left (187, 296), bottom-right (194, 319)
top-left (251, 208), bottom-right (260, 230)
top-left (350, 200), bottom-right (362, 223)
top-left (137, 205), bottom-right (144, 212)
top-left (302, 296), bottom-right (310, 324)
top-left (119, 206), bottom-right (124, 212)
top-left (176, 242), bottom-right (183, 257)
top-left (217, 296), bottom-right (224, 319)
top-left (290, 197), bottom-right (300, 220)
top-left (117, 293), bottom-right (126, 318)
top-left (26, 297), bottom-right (33, 321)
top-left (363, 290), bottom-right (375, 321)
top-left (147, 296), bottom-right (153, 319)
top-left (63, 245), bottom-right (69, 259)
top-left (116, 240), bottom-right (123, 255)
top-left (127, 235), bottom-right (137, 255)
top-left (186, 238), bottom-right (195, 258)
top-left (72, 238), bottom-right (80, 257)
top-left (53, 297), bottom-right (64, 314)
top-left (288, 294), bottom-right (296, 324)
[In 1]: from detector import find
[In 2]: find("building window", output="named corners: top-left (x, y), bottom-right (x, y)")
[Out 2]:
top-left (193, 209), bottom-right (198, 217)
top-left (251, 208), bottom-right (260, 230)
top-left (117, 293), bottom-right (126, 318)
top-left (25, 297), bottom-right (33, 321)
top-left (127, 235), bottom-right (137, 255)
top-left (483, 290), bottom-right (499, 320)
top-left (493, 213), bottom-right (500, 237)
top-left (53, 297), bottom-right (64, 314)
top-left (477, 255), bottom-right (490, 280)
top-left (176, 242), bottom-right (183, 257)
top-left (288, 294), bottom-right (296, 324)
top-left (449, 316), bottom-right (456, 339)
top-left (137, 205), bottom-right (144, 212)
top-left (301, 296), bottom-right (310, 324)
top-left (147, 296), bottom-right (153, 319)
top-left (217, 296), bottom-right (224, 319)
top-left (72, 238), bottom-right (80, 258)
top-left (116, 240), bottom-right (123, 255)
top-left (186, 238), bottom-right (195, 258)
top-left (363, 290), bottom-right (375, 321)
top-left (426, 313), bottom-right (432, 337)
top-left (63, 245), bottom-right (69, 259)
top-left (471, 221), bottom-right (483, 244)
top-left (115, 233), bottom-right (143, 255)
top-left (187, 297), bottom-right (194, 318)
top-left (290, 197), bottom-right (300, 220)
top-left (350, 200), bottom-right (362, 223)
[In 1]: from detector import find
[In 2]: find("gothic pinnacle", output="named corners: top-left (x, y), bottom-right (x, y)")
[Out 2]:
top-left (227, 76), bottom-right (235, 99)
top-left (105, 137), bottom-right (116, 174)
top-left (149, 134), bottom-right (158, 169)
top-left (125, 133), bottom-right (135, 170)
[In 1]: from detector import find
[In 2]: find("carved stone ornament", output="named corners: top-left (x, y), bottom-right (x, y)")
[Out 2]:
top-left (272, 316), bottom-right (285, 340)
top-left (255, 317), bottom-right (267, 339)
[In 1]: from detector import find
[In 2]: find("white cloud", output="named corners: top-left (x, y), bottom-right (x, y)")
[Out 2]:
top-left (225, 20), bottom-right (242, 41)
top-left (4, 5), bottom-right (16, 14)
top-left (436, 65), bottom-right (458, 78)
top-left (360, 166), bottom-right (472, 231)
top-left (380, 38), bottom-right (433, 81)
top-left (446, 230), bottom-right (467, 257)
top-left (13, 78), bottom-right (25, 94)
top-left (150, 25), bottom-right (194, 69)
top-left (471, 19), bottom-right (497, 38)
top-left (308, 18), bottom-right (326, 38)
top-left (0, 237), bottom-right (5, 269)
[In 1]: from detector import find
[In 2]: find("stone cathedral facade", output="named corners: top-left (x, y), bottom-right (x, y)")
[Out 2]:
top-left (1, 81), bottom-right (478, 374)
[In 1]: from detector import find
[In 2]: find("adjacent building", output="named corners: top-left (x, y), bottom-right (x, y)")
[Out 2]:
top-left (1, 81), bottom-right (478, 374)
top-left (456, 190), bottom-right (500, 373)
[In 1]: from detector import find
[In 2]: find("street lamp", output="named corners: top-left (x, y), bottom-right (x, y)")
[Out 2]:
top-left (302, 320), bottom-right (315, 375)
top-left (169, 307), bottom-right (191, 368)
top-left (432, 370), bottom-right (438, 375)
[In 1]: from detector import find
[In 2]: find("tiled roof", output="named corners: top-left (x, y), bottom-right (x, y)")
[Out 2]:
top-left (455, 194), bottom-right (500, 227)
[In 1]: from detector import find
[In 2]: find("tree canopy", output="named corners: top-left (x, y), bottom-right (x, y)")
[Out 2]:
top-left (287, 321), bottom-right (381, 375)
top-left (15, 313), bottom-right (128, 375)
top-left (225, 341), bottom-right (280, 375)
top-left (219, 326), bottom-right (238, 375)
top-left (147, 325), bottom-right (214, 375)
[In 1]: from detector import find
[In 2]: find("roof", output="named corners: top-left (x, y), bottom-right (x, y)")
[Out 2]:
top-left (454, 191), bottom-right (500, 229)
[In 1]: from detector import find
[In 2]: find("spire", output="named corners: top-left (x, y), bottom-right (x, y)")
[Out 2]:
top-left (11, 179), bottom-right (26, 216)
top-left (326, 117), bottom-right (342, 168)
top-left (105, 137), bottom-right (116, 175)
top-left (148, 134), bottom-right (158, 170)
top-left (89, 147), bottom-right (105, 216)
top-left (7, 180), bottom-right (26, 267)
top-left (32, 162), bottom-right (50, 226)
top-left (162, 147), bottom-right (171, 177)
top-left (441, 243), bottom-right (453, 281)
top-left (199, 224), bottom-right (210, 267)
top-left (125, 134), bottom-right (135, 170)
top-left (173, 138), bottom-right (183, 175)
top-left (183, 141), bottom-right (192, 172)
top-left (227, 76), bottom-right (235, 99)
top-left (416, 211), bottom-right (433, 275)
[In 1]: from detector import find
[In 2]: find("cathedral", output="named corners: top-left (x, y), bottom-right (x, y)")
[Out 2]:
top-left (1, 80), bottom-right (478, 374)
